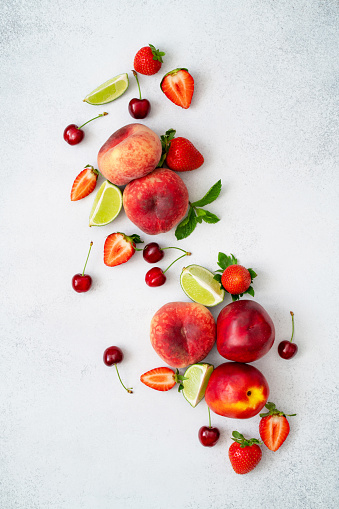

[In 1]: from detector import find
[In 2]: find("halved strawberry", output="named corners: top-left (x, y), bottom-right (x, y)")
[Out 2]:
top-left (140, 367), bottom-right (176, 391)
top-left (103, 232), bottom-right (143, 267)
top-left (71, 165), bottom-right (99, 201)
top-left (259, 402), bottom-right (296, 451)
top-left (160, 68), bottom-right (194, 109)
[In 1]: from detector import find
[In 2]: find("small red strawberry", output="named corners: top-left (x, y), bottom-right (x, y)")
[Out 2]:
top-left (134, 44), bottom-right (165, 75)
top-left (259, 402), bottom-right (296, 451)
top-left (70, 165), bottom-right (99, 201)
top-left (214, 253), bottom-right (257, 301)
top-left (160, 68), bottom-right (194, 109)
top-left (140, 367), bottom-right (176, 391)
top-left (157, 129), bottom-right (204, 172)
top-left (228, 431), bottom-right (262, 475)
top-left (103, 232), bottom-right (143, 267)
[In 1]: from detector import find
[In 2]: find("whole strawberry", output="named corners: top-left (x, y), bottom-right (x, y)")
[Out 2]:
top-left (214, 253), bottom-right (257, 301)
top-left (259, 402), bottom-right (296, 451)
top-left (158, 129), bottom-right (204, 171)
top-left (134, 44), bottom-right (165, 76)
top-left (228, 431), bottom-right (262, 474)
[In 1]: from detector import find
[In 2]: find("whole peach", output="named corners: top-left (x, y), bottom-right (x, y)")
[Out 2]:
top-left (97, 123), bottom-right (162, 186)
top-left (150, 302), bottom-right (216, 368)
top-left (205, 362), bottom-right (269, 419)
top-left (123, 168), bottom-right (189, 235)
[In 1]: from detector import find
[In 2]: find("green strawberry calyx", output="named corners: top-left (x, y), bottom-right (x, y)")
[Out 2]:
top-left (259, 402), bottom-right (296, 418)
top-left (149, 44), bottom-right (165, 63)
top-left (213, 252), bottom-right (257, 301)
top-left (120, 233), bottom-right (143, 248)
top-left (231, 431), bottom-right (261, 448)
top-left (157, 128), bottom-right (176, 168)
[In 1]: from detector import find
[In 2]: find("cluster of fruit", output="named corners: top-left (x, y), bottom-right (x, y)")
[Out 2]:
top-left (67, 43), bottom-right (299, 475)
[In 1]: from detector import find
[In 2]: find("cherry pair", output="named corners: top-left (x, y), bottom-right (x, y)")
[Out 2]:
top-left (142, 242), bottom-right (191, 287)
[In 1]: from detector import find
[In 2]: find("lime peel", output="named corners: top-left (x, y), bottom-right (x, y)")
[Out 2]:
top-left (89, 181), bottom-right (122, 227)
top-left (84, 73), bottom-right (129, 105)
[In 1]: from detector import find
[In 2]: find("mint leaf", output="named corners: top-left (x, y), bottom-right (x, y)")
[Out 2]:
top-left (191, 180), bottom-right (222, 207)
top-left (201, 210), bottom-right (220, 224)
top-left (175, 207), bottom-right (197, 240)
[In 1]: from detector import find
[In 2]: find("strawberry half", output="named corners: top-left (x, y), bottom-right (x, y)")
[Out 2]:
top-left (160, 68), bottom-right (194, 109)
top-left (214, 253), bottom-right (257, 301)
top-left (70, 165), bottom-right (99, 201)
top-left (134, 44), bottom-right (165, 75)
top-left (140, 367), bottom-right (176, 391)
top-left (228, 431), bottom-right (262, 474)
top-left (259, 402), bottom-right (296, 451)
top-left (103, 232), bottom-right (143, 267)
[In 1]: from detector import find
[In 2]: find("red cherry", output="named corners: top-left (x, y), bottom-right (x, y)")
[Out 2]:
top-left (143, 243), bottom-right (164, 263)
top-left (63, 112), bottom-right (108, 145)
top-left (278, 311), bottom-right (298, 360)
top-left (128, 70), bottom-right (150, 119)
top-left (72, 242), bottom-right (93, 293)
top-left (198, 426), bottom-right (220, 447)
top-left (145, 267), bottom-right (166, 287)
top-left (103, 346), bottom-right (133, 394)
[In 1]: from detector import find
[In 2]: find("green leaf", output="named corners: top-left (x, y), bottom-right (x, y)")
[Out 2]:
top-left (157, 128), bottom-right (176, 167)
top-left (213, 273), bottom-right (222, 283)
top-left (175, 207), bottom-right (197, 240)
top-left (231, 294), bottom-right (240, 301)
top-left (201, 210), bottom-right (220, 224)
top-left (232, 431), bottom-right (243, 440)
top-left (191, 179), bottom-right (222, 207)
top-left (248, 268), bottom-right (257, 280)
top-left (217, 252), bottom-right (237, 270)
top-left (195, 208), bottom-right (207, 217)
top-left (246, 286), bottom-right (255, 297)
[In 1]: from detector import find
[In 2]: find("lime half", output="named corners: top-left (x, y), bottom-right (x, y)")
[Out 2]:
top-left (89, 181), bottom-right (122, 226)
top-left (180, 264), bottom-right (225, 307)
top-left (83, 73), bottom-right (129, 105)
top-left (182, 363), bottom-right (214, 407)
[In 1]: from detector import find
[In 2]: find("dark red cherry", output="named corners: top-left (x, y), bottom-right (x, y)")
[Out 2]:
top-left (103, 346), bottom-right (123, 366)
top-left (63, 112), bottom-right (108, 145)
top-left (145, 267), bottom-right (166, 287)
top-left (198, 426), bottom-right (220, 447)
top-left (143, 242), bottom-right (164, 263)
top-left (128, 98), bottom-right (151, 119)
top-left (72, 242), bottom-right (93, 293)
top-left (278, 311), bottom-right (298, 360)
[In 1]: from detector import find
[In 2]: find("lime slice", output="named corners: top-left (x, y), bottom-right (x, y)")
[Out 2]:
top-left (180, 264), bottom-right (225, 307)
top-left (182, 363), bottom-right (214, 407)
top-left (89, 181), bottom-right (122, 226)
top-left (83, 73), bottom-right (129, 105)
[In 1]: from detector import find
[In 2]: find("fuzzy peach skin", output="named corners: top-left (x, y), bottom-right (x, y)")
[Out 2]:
top-left (123, 168), bottom-right (189, 235)
top-left (150, 302), bottom-right (216, 368)
top-left (97, 124), bottom-right (162, 186)
top-left (205, 362), bottom-right (269, 419)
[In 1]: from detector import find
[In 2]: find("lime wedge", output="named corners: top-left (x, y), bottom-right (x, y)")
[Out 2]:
top-left (180, 264), bottom-right (225, 307)
top-left (89, 181), bottom-right (122, 226)
top-left (181, 363), bottom-right (214, 407)
top-left (83, 73), bottom-right (129, 105)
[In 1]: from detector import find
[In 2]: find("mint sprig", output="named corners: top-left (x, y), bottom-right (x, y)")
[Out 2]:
top-left (175, 180), bottom-right (222, 240)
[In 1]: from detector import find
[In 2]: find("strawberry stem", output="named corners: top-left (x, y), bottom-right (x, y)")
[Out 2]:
top-left (290, 311), bottom-right (295, 342)
top-left (163, 251), bottom-right (191, 274)
top-left (132, 70), bottom-right (142, 100)
top-left (115, 364), bottom-right (133, 394)
top-left (78, 112), bottom-right (108, 130)
top-left (82, 242), bottom-right (93, 276)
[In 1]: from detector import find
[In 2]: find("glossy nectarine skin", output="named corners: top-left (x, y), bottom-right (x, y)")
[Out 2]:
top-left (217, 300), bottom-right (275, 363)
top-left (123, 168), bottom-right (189, 235)
top-left (205, 362), bottom-right (269, 419)
top-left (150, 302), bottom-right (216, 368)
top-left (97, 123), bottom-right (162, 186)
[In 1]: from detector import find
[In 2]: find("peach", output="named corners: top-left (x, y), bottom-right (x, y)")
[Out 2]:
top-left (205, 362), bottom-right (269, 419)
top-left (123, 168), bottom-right (189, 235)
top-left (97, 123), bottom-right (162, 186)
top-left (150, 302), bottom-right (216, 368)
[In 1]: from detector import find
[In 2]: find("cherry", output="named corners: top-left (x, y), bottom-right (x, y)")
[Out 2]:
top-left (198, 407), bottom-right (220, 447)
top-left (63, 112), bottom-right (108, 145)
top-left (145, 250), bottom-right (191, 287)
top-left (72, 241), bottom-right (93, 293)
top-left (128, 70), bottom-right (151, 119)
top-left (103, 346), bottom-right (133, 394)
top-left (278, 311), bottom-right (298, 359)
top-left (142, 243), bottom-right (188, 264)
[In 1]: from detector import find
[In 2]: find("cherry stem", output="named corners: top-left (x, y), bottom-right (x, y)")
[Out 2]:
top-left (132, 70), bottom-right (142, 100)
top-left (163, 251), bottom-right (191, 274)
top-left (78, 112), bottom-right (108, 130)
top-left (115, 364), bottom-right (133, 394)
top-left (162, 246), bottom-right (189, 254)
top-left (82, 242), bottom-right (93, 276)
top-left (290, 311), bottom-right (295, 342)
top-left (208, 406), bottom-right (212, 428)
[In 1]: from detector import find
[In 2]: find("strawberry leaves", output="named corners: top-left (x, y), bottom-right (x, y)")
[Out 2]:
top-left (231, 431), bottom-right (262, 448)
top-left (175, 180), bottom-right (222, 240)
top-left (158, 128), bottom-right (176, 168)
top-left (149, 44), bottom-right (165, 63)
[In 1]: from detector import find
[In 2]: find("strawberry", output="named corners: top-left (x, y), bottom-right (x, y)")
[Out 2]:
top-left (134, 44), bottom-right (165, 75)
top-left (214, 253), bottom-right (257, 301)
top-left (158, 129), bottom-right (204, 172)
top-left (103, 232), bottom-right (143, 267)
top-left (228, 431), bottom-right (262, 474)
top-left (70, 165), bottom-right (99, 201)
top-left (259, 402), bottom-right (296, 451)
top-left (160, 68), bottom-right (194, 109)
top-left (140, 367), bottom-right (176, 391)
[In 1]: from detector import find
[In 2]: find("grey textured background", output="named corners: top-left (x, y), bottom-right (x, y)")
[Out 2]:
top-left (0, 1), bottom-right (338, 508)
